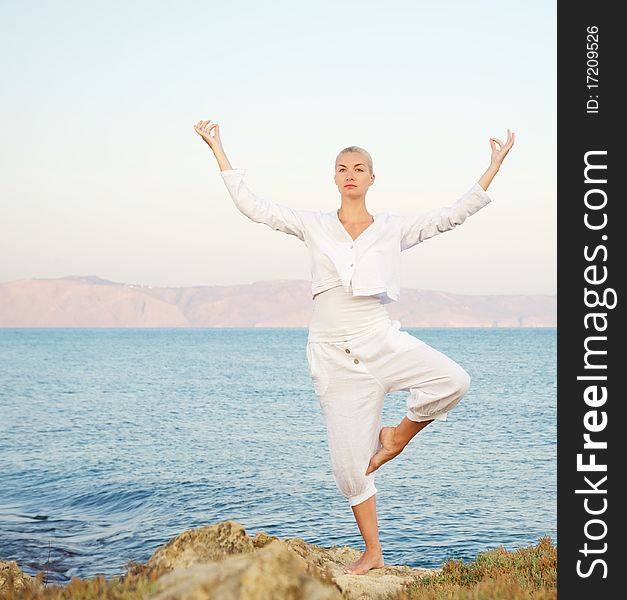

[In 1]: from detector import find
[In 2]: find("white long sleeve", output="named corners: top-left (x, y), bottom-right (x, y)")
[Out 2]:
top-left (399, 182), bottom-right (492, 251)
top-left (220, 169), bottom-right (306, 242)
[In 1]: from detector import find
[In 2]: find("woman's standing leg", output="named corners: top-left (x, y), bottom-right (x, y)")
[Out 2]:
top-left (344, 494), bottom-right (384, 574)
top-left (347, 419), bottom-right (434, 573)
top-left (308, 339), bottom-right (387, 574)
top-left (322, 379), bottom-right (387, 574)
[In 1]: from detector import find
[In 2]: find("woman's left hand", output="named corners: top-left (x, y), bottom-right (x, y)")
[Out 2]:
top-left (489, 129), bottom-right (515, 169)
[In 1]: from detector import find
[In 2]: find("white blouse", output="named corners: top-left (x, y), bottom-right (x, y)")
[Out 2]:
top-left (220, 168), bottom-right (492, 304)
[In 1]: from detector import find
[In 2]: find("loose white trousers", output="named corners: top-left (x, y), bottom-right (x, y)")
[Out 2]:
top-left (306, 318), bottom-right (470, 507)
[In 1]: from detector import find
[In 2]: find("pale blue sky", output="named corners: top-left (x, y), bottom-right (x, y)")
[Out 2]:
top-left (1, 0), bottom-right (556, 295)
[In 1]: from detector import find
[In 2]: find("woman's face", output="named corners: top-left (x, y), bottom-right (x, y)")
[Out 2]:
top-left (334, 152), bottom-right (375, 197)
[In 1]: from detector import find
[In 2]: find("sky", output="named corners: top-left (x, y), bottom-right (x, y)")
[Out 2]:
top-left (0, 0), bottom-right (556, 295)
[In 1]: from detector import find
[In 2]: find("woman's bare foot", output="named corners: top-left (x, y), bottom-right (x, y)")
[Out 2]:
top-left (365, 426), bottom-right (404, 476)
top-left (343, 544), bottom-right (385, 575)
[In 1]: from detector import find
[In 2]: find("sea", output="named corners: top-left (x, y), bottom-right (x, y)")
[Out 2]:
top-left (0, 327), bottom-right (556, 584)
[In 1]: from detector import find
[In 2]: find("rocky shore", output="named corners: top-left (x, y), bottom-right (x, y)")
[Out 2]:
top-left (1, 520), bottom-right (438, 599)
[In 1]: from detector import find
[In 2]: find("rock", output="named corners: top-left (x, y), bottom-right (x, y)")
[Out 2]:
top-left (146, 520), bottom-right (437, 600)
top-left (276, 537), bottom-right (436, 600)
top-left (0, 560), bottom-right (43, 596)
top-left (150, 540), bottom-right (342, 600)
top-left (146, 520), bottom-right (255, 572)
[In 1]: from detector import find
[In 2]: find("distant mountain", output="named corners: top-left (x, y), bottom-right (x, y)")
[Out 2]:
top-left (0, 276), bottom-right (556, 327)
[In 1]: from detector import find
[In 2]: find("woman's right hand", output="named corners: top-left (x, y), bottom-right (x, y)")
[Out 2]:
top-left (194, 119), bottom-right (223, 152)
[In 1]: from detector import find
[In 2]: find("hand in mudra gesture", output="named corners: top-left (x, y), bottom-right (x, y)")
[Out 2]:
top-left (194, 119), bottom-right (223, 152)
top-left (489, 129), bottom-right (515, 168)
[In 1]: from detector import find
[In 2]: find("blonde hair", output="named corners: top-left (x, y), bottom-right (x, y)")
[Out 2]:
top-left (335, 146), bottom-right (373, 175)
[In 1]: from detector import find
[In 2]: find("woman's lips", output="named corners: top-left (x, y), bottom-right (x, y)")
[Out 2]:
top-left (344, 185), bottom-right (357, 188)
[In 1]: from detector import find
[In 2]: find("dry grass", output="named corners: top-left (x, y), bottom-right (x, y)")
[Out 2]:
top-left (2, 560), bottom-right (168, 600)
top-left (393, 536), bottom-right (557, 600)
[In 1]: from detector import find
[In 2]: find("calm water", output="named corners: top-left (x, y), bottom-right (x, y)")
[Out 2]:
top-left (0, 327), bottom-right (556, 583)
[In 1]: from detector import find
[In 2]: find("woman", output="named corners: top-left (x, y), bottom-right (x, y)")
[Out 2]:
top-left (194, 119), bottom-right (515, 575)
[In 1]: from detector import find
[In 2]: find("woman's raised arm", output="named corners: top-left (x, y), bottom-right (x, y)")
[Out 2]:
top-left (398, 129), bottom-right (515, 251)
top-left (193, 119), bottom-right (306, 241)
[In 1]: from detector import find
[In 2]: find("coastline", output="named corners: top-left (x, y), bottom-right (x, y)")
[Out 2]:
top-left (1, 520), bottom-right (556, 599)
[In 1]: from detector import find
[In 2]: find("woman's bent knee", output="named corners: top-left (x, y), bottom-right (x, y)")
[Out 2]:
top-left (453, 366), bottom-right (471, 398)
top-left (443, 365), bottom-right (471, 410)
top-left (406, 364), bottom-right (470, 420)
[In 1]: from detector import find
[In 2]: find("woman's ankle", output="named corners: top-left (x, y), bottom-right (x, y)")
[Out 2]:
top-left (365, 541), bottom-right (382, 552)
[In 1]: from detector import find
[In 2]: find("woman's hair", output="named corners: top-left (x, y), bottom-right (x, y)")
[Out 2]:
top-left (335, 146), bottom-right (373, 175)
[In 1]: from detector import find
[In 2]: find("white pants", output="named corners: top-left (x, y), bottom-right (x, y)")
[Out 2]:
top-left (306, 318), bottom-right (471, 507)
